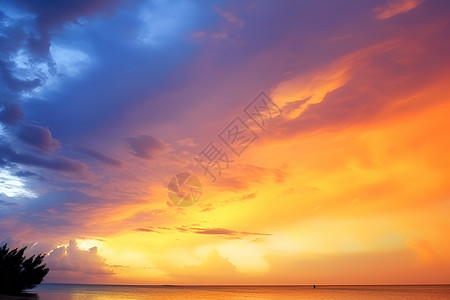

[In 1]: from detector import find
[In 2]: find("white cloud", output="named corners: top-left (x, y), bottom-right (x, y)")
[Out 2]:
top-left (50, 44), bottom-right (91, 77)
top-left (10, 49), bottom-right (49, 83)
top-left (0, 168), bottom-right (37, 199)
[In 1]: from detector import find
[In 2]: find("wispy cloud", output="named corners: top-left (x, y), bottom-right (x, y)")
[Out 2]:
top-left (78, 146), bottom-right (122, 167)
top-left (374, 0), bottom-right (425, 20)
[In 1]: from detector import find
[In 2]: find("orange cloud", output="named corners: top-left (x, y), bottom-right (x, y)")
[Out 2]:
top-left (271, 40), bottom-right (406, 121)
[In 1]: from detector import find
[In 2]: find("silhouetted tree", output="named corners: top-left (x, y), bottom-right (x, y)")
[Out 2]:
top-left (0, 244), bottom-right (49, 295)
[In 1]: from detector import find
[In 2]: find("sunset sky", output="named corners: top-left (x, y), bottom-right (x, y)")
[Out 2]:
top-left (1, 0), bottom-right (450, 285)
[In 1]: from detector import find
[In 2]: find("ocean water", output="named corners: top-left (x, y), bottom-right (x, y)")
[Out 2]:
top-left (2, 284), bottom-right (449, 300)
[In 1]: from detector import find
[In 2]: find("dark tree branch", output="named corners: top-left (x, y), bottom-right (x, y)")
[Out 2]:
top-left (0, 244), bottom-right (49, 295)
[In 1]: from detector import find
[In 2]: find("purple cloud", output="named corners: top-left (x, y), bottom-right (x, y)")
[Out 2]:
top-left (17, 124), bottom-right (60, 152)
top-left (78, 146), bottom-right (122, 167)
top-left (0, 142), bottom-right (85, 173)
top-left (0, 103), bottom-right (24, 125)
top-left (126, 135), bottom-right (166, 159)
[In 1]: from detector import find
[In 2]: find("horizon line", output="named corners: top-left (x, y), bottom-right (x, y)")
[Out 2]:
top-left (40, 283), bottom-right (450, 287)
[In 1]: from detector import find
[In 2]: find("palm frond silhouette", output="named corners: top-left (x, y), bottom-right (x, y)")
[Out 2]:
top-left (0, 243), bottom-right (49, 294)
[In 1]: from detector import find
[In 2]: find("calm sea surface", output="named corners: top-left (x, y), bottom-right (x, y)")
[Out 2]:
top-left (2, 284), bottom-right (449, 300)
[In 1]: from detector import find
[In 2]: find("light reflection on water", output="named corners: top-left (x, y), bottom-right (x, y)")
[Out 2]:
top-left (3, 284), bottom-right (449, 300)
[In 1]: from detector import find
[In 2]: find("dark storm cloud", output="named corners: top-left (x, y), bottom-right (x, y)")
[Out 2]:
top-left (0, 0), bottom-right (117, 100)
top-left (78, 146), bottom-right (122, 167)
top-left (0, 1), bottom-right (109, 175)
top-left (4, 0), bottom-right (124, 58)
top-left (11, 0), bottom-right (124, 29)
top-left (0, 103), bottom-right (23, 125)
top-left (17, 123), bottom-right (60, 152)
top-left (126, 135), bottom-right (166, 159)
top-left (0, 0), bottom-right (128, 135)
top-left (20, 0), bottom-right (215, 139)
top-left (0, 142), bottom-right (85, 173)
top-left (14, 153), bottom-right (84, 173)
top-left (0, 8), bottom-right (48, 95)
